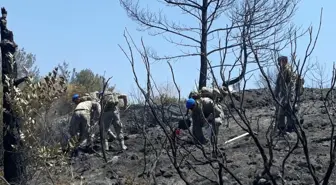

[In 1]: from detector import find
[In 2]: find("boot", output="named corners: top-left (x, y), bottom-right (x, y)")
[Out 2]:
top-left (119, 139), bottom-right (127, 151)
top-left (108, 130), bottom-right (117, 142)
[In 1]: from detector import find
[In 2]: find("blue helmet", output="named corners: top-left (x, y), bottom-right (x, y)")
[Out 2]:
top-left (186, 98), bottom-right (196, 109)
top-left (72, 94), bottom-right (79, 101)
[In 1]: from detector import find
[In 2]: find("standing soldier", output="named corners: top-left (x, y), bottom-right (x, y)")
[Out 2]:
top-left (274, 56), bottom-right (296, 133)
top-left (69, 94), bottom-right (101, 151)
top-left (100, 91), bottom-right (128, 151)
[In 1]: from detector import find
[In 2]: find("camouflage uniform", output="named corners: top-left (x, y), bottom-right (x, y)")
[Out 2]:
top-left (189, 86), bottom-right (228, 103)
top-left (81, 91), bottom-right (100, 102)
top-left (191, 97), bottom-right (224, 145)
top-left (69, 100), bottom-right (101, 149)
top-left (274, 62), bottom-right (295, 132)
top-left (102, 91), bottom-right (127, 150)
top-left (80, 91), bottom-right (101, 139)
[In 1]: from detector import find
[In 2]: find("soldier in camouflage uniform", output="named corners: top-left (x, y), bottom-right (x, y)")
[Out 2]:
top-left (274, 56), bottom-right (296, 132)
top-left (186, 95), bottom-right (225, 145)
top-left (100, 91), bottom-right (128, 151)
top-left (79, 91), bottom-right (101, 140)
top-left (69, 94), bottom-right (101, 150)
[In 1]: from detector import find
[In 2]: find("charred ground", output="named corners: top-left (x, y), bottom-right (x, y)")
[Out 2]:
top-left (23, 88), bottom-right (336, 184)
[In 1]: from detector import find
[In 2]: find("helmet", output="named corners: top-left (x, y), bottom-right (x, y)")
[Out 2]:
top-left (72, 94), bottom-right (79, 102)
top-left (186, 98), bottom-right (196, 109)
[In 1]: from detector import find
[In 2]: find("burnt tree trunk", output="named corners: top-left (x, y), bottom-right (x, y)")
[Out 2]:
top-left (0, 7), bottom-right (27, 184)
top-left (198, 0), bottom-right (208, 90)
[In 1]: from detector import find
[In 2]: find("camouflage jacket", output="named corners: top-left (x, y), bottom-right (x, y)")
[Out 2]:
top-left (75, 100), bottom-right (101, 121)
top-left (191, 97), bottom-right (224, 126)
top-left (101, 91), bottom-right (120, 112)
top-left (274, 64), bottom-right (296, 101)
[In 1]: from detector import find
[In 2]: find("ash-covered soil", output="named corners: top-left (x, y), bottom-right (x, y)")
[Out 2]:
top-left (30, 88), bottom-right (336, 185)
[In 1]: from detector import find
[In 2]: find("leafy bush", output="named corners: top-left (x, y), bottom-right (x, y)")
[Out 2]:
top-left (4, 60), bottom-right (67, 162)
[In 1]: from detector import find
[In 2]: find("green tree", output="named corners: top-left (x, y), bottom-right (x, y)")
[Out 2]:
top-left (71, 69), bottom-right (103, 92)
top-left (14, 48), bottom-right (40, 81)
top-left (57, 61), bottom-right (71, 82)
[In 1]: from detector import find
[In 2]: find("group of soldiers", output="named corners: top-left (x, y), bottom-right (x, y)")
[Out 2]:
top-left (182, 55), bottom-right (304, 145)
top-left (68, 90), bottom-right (128, 152)
top-left (67, 55), bottom-right (303, 153)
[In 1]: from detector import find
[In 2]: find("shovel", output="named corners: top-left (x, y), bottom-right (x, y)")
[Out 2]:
top-left (224, 132), bottom-right (250, 145)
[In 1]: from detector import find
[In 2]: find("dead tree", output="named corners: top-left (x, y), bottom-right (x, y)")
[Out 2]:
top-left (1, 7), bottom-right (27, 184)
top-left (120, 0), bottom-right (298, 89)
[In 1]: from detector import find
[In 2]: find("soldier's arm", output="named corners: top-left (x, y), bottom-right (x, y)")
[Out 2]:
top-left (199, 98), bottom-right (212, 122)
top-left (274, 74), bottom-right (280, 96)
top-left (284, 70), bottom-right (290, 84)
top-left (220, 87), bottom-right (229, 97)
top-left (214, 105), bottom-right (223, 118)
top-left (92, 101), bottom-right (102, 116)
top-left (284, 66), bottom-right (294, 84)
top-left (206, 101), bottom-right (223, 122)
top-left (118, 94), bottom-right (128, 108)
top-left (196, 100), bottom-right (207, 123)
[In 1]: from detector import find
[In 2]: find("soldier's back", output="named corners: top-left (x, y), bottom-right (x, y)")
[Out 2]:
top-left (200, 97), bottom-right (216, 118)
top-left (75, 101), bottom-right (93, 111)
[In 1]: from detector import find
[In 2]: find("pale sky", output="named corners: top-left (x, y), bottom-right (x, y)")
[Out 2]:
top-left (1, 1), bottom-right (335, 98)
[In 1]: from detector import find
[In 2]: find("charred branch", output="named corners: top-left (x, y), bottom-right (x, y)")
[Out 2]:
top-left (1, 7), bottom-right (27, 184)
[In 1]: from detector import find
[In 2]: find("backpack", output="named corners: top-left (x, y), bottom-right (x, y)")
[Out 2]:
top-left (102, 91), bottom-right (119, 111)
top-left (80, 91), bottom-right (99, 102)
top-left (286, 64), bottom-right (304, 95)
top-left (199, 87), bottom-right (221, 99)
top-left (200, 87), bottom-right (227, 102)
top-left (189, 87), bottom-right (227, 103)
top-left (295, 75), bottom-right (305, 95)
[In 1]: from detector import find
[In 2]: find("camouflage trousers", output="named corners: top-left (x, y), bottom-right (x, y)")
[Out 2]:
top-left (275, 101), bottom-right (295, 132)
top-left (103, 108), bottom-right (124, 141)
top-left (69, 110), bottom-right (93, 149)
top-left (192, 117), bottom-right (223, 145)
top-left (209, 117), bottom-right (224, 145)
